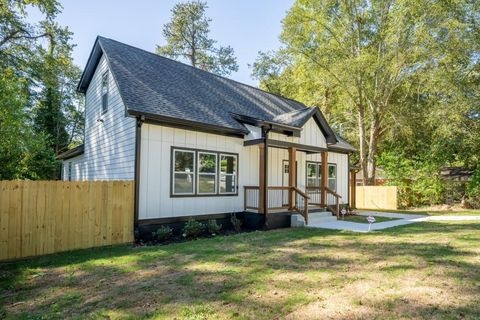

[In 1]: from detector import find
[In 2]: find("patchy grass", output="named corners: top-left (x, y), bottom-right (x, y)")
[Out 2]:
top-left (1, 222), bottom-right (480, 319)
top-left (342, 215), bottom-right (400, 223)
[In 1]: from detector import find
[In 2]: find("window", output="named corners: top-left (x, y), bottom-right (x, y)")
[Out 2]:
top-left (328, 164), bottom-right (337, 191)
top-left (171, 147), bottom-right (238, 196)
top-left (101, 72), bottom-right (109, 114)
top-left (306, 162), bottom-right (321, 187)
top-left (220, 154), bottom-right (237, 194)
top-left (198, 152), bottom-right (217, 194)
top-left (173, 149), bottom-right (195, 195)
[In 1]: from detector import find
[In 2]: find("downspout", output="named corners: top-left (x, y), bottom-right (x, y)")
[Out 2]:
top-left (134, 115), bottom-right (145, 234)
top-left (262, 124), bottom-right (272, 228)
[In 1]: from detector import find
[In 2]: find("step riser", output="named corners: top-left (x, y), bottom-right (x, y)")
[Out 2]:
top-left (291, 213), bottom-right (337, 227)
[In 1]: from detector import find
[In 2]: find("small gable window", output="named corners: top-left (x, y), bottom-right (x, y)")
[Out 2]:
top-left (101, 72), bottom-right (109, 114)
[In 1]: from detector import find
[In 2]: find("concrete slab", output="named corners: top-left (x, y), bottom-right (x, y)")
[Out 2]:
top-left (306, 210), bottom-right (480, 232)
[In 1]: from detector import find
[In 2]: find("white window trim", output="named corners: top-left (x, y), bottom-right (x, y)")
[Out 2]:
top-left (172, 149), bottom-right (196, 195)
top-left (101, 71), bottom-right (109, 115)
top-left (219, 153), bottom-right (237, 194)
top-left (328, 163), bottom-right (337, 192)
top-left (197, 151), bottom-right (218, 195)
top-left (306, 161), bottom-right (322, 187)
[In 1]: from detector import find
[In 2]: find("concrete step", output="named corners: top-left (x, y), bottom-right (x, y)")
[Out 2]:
top-left (291, 212), bottom-right (337, 227)
top-left (309, 215), bottom-right (338, 224)
top-left (309, 211), bottom-right (333, 218)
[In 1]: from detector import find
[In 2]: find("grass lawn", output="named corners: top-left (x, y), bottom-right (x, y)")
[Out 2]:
top-left (1, 221), bottom-right (480, 319)
top-left (341, 215), bottom-right (400, 223)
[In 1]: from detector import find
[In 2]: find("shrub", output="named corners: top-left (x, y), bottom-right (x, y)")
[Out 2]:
top-left (230, 213), bottom-right (242, 233)
top-left (182, 219), bottom-right (205, 239)
top-left (207, 219), bottom-right (222, 235)
top-left (153, 226), bottom-right (173, 241)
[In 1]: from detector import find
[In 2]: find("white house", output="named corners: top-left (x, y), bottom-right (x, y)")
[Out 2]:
top-left (58, 37), bottom-right (356, 231)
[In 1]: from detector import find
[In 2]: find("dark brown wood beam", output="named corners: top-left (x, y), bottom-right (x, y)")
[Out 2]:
top-left (288, 147), bottom-right (297, 210)
top-left (259, 143), bottom-right (266, 214)
top-left (321, 151), bottom-right (328, 207)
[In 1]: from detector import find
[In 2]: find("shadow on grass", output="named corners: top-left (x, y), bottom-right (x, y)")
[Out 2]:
top-left (1, 222), bottom-right (479, 319)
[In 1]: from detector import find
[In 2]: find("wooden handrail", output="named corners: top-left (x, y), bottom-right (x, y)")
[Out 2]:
top-left (324, 187), bottom-right (341, 218)
top-left (324, 186), bottom-right (342, 199)
top-left (244, 185), bottom-right (310, 225)
top-left (291, 186), bottom-right (310, 199)
top-left (290, 186), bottom-right (309, 225)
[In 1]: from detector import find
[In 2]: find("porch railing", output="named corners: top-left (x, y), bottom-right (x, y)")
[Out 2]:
top-left (244, 186), bottom-right (310, 224)
top-left (305, 186), bottom-right (342, 218)
top-left (325, 187), bottom-right (342, 218)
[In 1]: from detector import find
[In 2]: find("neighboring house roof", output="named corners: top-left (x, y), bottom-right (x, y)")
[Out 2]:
top-left (440, 167), bottom-right (473, 181)
top-left (57, 144), bottom-right (84, 160)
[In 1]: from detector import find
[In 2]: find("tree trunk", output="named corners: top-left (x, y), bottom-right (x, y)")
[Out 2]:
top-left (365, 114), bottom-right (381, 185)
top-left (357, 102), bottom-right (368, 186)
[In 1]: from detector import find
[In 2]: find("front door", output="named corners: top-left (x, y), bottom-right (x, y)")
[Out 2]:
top-left (282, 160), bottom-right (297, 206)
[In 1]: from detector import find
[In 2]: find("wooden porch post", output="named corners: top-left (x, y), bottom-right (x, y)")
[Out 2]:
top-left (288, 147), bottom-right (296, 210)
top-left (350, 170), bottom-right (356, 209)
top-left (321, 151), bottom-right (328, 207)
top-left (259, 143), bottom-right (266, 214)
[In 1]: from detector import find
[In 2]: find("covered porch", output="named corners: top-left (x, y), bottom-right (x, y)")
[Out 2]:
top-left (242, 138), bottom-right (345, 226)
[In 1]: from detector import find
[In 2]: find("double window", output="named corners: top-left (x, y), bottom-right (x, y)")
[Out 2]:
top-left (101, 71), bottom-right (109, 114)
top-left (172, 148), bottom-right (238, 196)
top-left (305, 161), bottom-right (337, 192)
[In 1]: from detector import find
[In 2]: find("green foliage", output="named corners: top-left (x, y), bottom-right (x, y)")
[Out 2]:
top-left (378, 151), bottom-right (445, 207)
top-left (465, 167), bottom-right (480, 209)
top-left (230, 214), bottom-right (242, 233)
top-left (252, 0), bottom-right (480, 188)
top-left (0, 0), bottom-right (83, 180)
top-left (182, 219), bottom-right (205, 239)
top-left (207, 219), bottom-right (222, 235)
top-left (153, 226), bottom-right (174, 241)
top-left (156, 1), bottom-right (238, 76)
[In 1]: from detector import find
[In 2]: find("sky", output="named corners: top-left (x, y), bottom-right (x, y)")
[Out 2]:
top-left (32, 0), bottom-right (295, 86)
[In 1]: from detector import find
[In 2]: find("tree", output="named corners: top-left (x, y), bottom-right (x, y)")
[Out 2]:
top-left (0, 0), bottom-right (83, 179)
top-left (157, 1), bottom-right (238, 76)
top-left (252, 0), bottom-right (479, 185)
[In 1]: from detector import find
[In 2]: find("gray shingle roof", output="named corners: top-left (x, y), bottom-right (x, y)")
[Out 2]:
top-left (83, 37), bottom-right (314, 133)
top-left (77, 36), bottom-right (354, 152)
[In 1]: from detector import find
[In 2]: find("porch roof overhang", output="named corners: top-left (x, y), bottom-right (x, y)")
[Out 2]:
top-left (244, 138), bottom-right (327, 154)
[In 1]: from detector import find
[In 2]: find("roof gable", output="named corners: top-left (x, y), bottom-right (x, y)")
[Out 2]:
top-left (77, 36), bottom-right (352, 150)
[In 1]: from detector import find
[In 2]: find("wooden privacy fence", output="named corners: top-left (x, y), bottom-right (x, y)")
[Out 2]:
top-left (355, 186), bottom-right (398, 210)
top-left (0, 180), bottom-right (134, 261)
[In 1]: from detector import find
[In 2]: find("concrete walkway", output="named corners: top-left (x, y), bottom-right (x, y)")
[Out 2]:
top-left (307, 211), bottom-right (480, 232)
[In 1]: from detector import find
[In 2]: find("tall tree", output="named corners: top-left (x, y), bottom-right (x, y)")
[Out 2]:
top-left (252, 0), bottom-right (479, 185)
top-left (0, 0), bottom-right (83, 179)
top-left (157, 1), bottom-right (238, 76)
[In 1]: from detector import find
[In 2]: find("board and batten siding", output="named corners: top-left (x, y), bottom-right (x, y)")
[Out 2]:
top-left (306, 151), bottom-right (349, 204)
top-left (138, 124), bottom-right (260, 220)
top-left (139, 120), bottom-right (350, 220)
top-left (62, 154), bottom-right (85, 180)
top-left (268, 118), bottom-right (327, 148)
top-left (63, 55), bottom-right (136, 180)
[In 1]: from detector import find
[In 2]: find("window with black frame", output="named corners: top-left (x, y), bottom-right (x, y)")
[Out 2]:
top-left (173, 149), bottom-right (195, 195)
top-left (171, 148), bottom-right (238, 196)
top-left (220, 154), bottom-right (237, 194)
